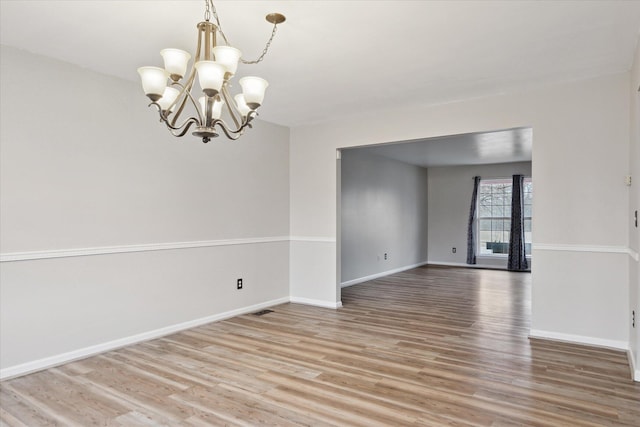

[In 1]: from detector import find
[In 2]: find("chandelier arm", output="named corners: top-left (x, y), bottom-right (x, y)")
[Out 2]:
top-left (165, 82), bottom-right (187, 126)
top-left (169, 27), bottom-right (203, 127)
top-left (195, 9), bottom-right (205, 58)
top-left (168, 87), bottom-right (203, 128)
top-left (213, 119), bottom-right (246, 141)
top-left (180, 84), bottom-right (206, 124)
top-left (150, 102), bottom-right (200, 134)
top-left (221, 85), bottom-right (242, 129)
top-left (169, 93), bottom-right (189, 128)
top-left (169, 119), bottom-right (198, 138)
top-left (215, 122), bottom-right (243, 140)
top-left (213, 110), bottom-right (257, 139)
top-left (169, 96), bottom-right (189, 128)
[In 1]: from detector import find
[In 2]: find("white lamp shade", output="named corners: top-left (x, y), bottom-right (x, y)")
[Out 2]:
top-left (137, 66), bottom-right (168, 100)
top-left (199, 96), bottom-right (207, 119)
top-left (157, 86), bottom-right (180, 111)
top-left (234, 94), bottom-right (251, 117)
top-left (199, 96), bottom-right (225, 121)
top-left (194, 61), bottom-right (225, 96)
top-left (212, 98), bottom-right (225, 120)
top-left (160, 49), bottom-right (191, 79)
top-left (213, 46), bottom-right (241, 75)
top-left (239, 76), bottom-right (268, 109)
top-left (198, 96), bottom-right (207, 121)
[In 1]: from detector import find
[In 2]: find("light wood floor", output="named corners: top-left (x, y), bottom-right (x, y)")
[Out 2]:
top-left (1, 266), bottom-right (639, 426)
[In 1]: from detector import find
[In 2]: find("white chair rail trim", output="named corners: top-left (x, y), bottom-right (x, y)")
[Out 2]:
top-left (534, 243), bottom-right (638, 261)
top-left (289, 236), bottom-right (337, 243)
top-left (0, 236), bottom-right (291, 262)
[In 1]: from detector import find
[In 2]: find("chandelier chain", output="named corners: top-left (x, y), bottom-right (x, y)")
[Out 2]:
top-left (206, 0), bottom-right (279, 65)
top-left (204, 0), bottom-right (211, 22)
top-left (242, 24), bottom-right (278, 65)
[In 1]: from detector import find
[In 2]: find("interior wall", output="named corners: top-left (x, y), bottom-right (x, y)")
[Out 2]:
top-left (290, 72), bottom-right (630, 349)
top-left (0, 46), bottom-right (290, 376)
top-left (340, 149), bottom-right (429, 285)
top-left (629, 39), bottom-right (640, 380)
top-left (427, 161), bottom-right (532, 269)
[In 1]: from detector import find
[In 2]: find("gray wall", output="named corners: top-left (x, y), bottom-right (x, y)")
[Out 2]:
top-left (427, 162), bottom-right (532, 269)
top-left (0, 46), bottom-right (290, 374)
top-left (340, 150), bottom-right (429, 284)
top-left (290, 72), bottom-right (630, 350)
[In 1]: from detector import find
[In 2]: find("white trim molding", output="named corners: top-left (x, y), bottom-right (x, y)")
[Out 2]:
top-left (341, 261), bottom-right (429, 288)
top-left (289, 236), bottom-right (336, 243)
top-left (289, 297), bottom-right (342, 309)
top-left (628, 350), bottom-right (640, 382)
top-left (534, 243), bottom-right (631, 256)
top-left (529, 329), bottom-right (628, 351)
top-left (427, 261), bottom-right (504, 270)
top-left (1, 236), bottom-right (340, 262)
top-left (0, 296), bottom-right (290, 380)
top-left (0, 236), bottom-right (291, 262)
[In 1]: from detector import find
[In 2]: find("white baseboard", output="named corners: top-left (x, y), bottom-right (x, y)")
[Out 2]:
top-left (0, 296), bottom-right (290, 380)
top-left (529, 329), bottom-right (628, 351)
top-left (341, 261), bottom-right (429, 288)
top-left (629, 349), bottom-right (640, 382)
top-left (427, 261), bottom-right (508, 270)
top-left (289, 297), bottom-right (342, 309)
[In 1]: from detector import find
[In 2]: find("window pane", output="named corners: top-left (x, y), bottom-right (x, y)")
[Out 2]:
top-left (495, 188), bottom-right (507, 205)
top-left (476, 178), bottom-right (532, 256)
top-left (479, 204), bottom-right (492, 217)
top-left (479, 219), bottom-right (492, 231)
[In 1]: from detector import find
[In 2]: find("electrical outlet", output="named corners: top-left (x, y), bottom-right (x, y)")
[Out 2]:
top-left (384, 253), bottom-right (388, 260)
top-left (452, 247), bottom-right (457, 254)
top-left (237, 278), bottom-right (243, 290)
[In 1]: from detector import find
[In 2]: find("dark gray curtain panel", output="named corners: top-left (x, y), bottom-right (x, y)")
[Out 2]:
top-left (508, 174), bottom-right (529, 271)
top-left (466, 176), bottom-right (481, 264)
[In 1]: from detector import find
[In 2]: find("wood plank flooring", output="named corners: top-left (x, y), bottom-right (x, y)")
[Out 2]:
top-left (1, 266), bottom-right (639, 426)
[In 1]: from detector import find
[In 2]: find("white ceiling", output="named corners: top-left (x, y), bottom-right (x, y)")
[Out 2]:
top-left (351, 127), bottom-right (532, 168)
top-left (2, 1), bottom-right (632, 167)
top-left (1, 0), bottom-right (639, 130)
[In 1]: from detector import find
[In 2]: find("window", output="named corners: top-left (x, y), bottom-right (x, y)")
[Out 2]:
top-left (477, 177), bottom-right (532, 256)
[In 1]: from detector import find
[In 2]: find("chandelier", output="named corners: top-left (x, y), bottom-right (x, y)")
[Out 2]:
top-left (137, 0), bottom-right (285, 143)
